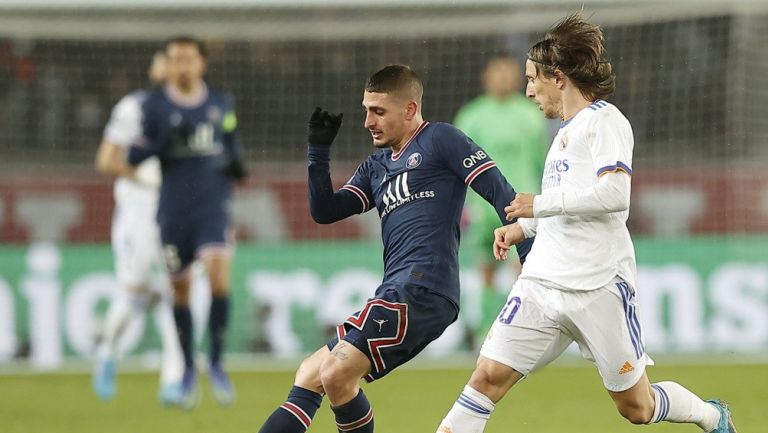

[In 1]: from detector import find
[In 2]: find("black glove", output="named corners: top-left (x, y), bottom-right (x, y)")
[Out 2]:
top-left (307, 107), bottom-right (343, 146)
top-left (221, 157), bottom-right (249, 181)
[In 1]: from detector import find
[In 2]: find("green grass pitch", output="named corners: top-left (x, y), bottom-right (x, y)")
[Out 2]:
top-left (1, 363), bottom-right (763, 432)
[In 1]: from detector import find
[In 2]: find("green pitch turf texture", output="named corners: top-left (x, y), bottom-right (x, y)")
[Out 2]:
top-left (1, 363), bottom-right (763, 433)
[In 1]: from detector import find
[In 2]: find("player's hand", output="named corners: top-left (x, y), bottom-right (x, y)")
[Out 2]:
top-left (308, 107), bottom-right (343, 147)
top-left (505, 193), bottom-right (535, 220)
top-left (221, 158), bottom-right (249, 182)
top-left (493, 223), bottom-right (525, 261)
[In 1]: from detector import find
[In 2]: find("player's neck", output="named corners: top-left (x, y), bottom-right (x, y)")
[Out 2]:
top-left (391, 116), bottom-right (424, 153)
top-left (166, 80), bottom-right (207, 107)
top-left (560, 88), bottom-right (592, 123)
top-left (172, 79), bottom-right (204, 96)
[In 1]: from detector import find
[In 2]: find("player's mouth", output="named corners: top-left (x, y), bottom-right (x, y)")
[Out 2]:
top-left (370, 130), bottom-right (383, 140)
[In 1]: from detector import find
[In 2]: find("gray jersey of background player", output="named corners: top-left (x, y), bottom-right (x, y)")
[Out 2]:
top-left (257, 64), bottom-right (532, 433)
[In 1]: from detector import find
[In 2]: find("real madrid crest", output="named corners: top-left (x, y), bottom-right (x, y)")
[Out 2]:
top-left (559, 132), bottom-right (568, 151)
top-left (406, 152), bottom-right (422, 169)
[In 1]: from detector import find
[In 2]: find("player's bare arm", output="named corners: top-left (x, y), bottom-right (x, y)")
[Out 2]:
top-left (95, 139), bottom-right (136, 179)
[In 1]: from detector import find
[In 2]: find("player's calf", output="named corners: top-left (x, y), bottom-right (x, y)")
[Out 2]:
top-left (258, 386), bottom-right (323, 433)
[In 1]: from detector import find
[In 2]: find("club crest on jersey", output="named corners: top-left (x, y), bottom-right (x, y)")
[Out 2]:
top-left (207, 106), bottom-right (221, 122)
top-left (170, 112), bottom-right (183, 127)
top-left (559, 133), bottom-right (568, 150)
top-left (406, 152), bottom-right (422, 169)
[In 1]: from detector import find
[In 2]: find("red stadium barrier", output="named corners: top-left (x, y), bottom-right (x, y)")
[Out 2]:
top-left (1, 166), bottom-right (766, 243)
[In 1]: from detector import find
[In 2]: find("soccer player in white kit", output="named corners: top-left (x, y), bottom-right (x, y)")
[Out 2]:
top-left (435, 13), bottom-right (737, 433)
top-left (93, 51), bottom-right (184, 405)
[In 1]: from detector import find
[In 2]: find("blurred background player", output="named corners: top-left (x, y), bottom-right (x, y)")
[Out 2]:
top-left (92, 51), bottom-right (184, 405)
top-left (128, 36), bottom-right (248, 410)
top-left (454, 56), bottom-right (548, 342)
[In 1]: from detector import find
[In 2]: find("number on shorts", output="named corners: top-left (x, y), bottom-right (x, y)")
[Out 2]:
top-left (498, 296), bottom-right (522, 325)
top-left (163, 244), bottom-right (181, 273)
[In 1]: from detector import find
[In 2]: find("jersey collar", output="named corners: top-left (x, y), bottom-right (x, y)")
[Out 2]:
top-left (164, 81), bottom-right (209, 108)
top-left (391, 121), bottom-right (429, 161)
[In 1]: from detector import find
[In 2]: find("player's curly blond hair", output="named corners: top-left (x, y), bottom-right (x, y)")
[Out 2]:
top-left (527, 12), bottom-right (616, 101)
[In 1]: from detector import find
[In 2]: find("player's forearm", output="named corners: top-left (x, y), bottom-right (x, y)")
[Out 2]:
top-left (533, 173), bottom-right (631, 217)
top-left (95, 141), bottom-right (135, 178)
top-left (470, 167), bottom-right (518, 226)
top-left (97, 159), bottom-right (136, 178)
top-left (307, 145), bottom-right (363, 224)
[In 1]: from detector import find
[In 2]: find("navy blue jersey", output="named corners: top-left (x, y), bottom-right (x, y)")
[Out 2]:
top-left (308, 122), bottom-right (532, 307)
top-left (128, 83), bottom-right (241, 225)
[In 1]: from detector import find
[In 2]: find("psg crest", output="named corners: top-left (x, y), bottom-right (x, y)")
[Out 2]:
top-left (406, 152), bottom-right (422, 169)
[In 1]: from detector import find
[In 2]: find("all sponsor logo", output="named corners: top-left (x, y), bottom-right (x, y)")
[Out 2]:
top-left (380, 172), bottom-right (435, 217)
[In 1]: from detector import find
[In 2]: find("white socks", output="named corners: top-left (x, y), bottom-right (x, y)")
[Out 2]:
top-left (99, 289), bottom-right (183, 386)
top-left (153, 299), bottom-right (184, 385)
top-left (436, 385), bottom-right (495, 433)
top-left (650, 381), bottom-right (720, 431)
top-left (98, 292), bottom-right (148, 358)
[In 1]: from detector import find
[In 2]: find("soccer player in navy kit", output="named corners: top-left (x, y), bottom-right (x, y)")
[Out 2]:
top-left (128, 36), bottom-right (247, 409)
top-left (257, 65), bottom-right (531, 433)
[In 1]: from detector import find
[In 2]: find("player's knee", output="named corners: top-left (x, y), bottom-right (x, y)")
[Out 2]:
top-left (318, 357), bottom-right (355, 395)
top-left (468, 368), bottom-right (501, 398)
top-left (616, 400), bottom-right (654, 425)
top-left (295, 356), bottom-right (324, 394)
top-left (466, 356), bottom-right (524, 403)
top-left (208, 271), bottom-right (230, 295)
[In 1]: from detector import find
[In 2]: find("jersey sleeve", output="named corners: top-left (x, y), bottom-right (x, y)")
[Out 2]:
top-left (434, 123), bottom-right (498, 186)
top-left (128, 95), bottom-right (163, 166)
top-left (591, 111), bottom-right (634, 178)
top-left (221, 92), bottom-right (242, 159)
top-left (103, 94), bottom-right (142, 148)
top-left (533, 110), bottom-right (634, 218)
top-left (307, 145), bottom-right (374, 224)
top-left (340, 160), bottom-right (375, 214)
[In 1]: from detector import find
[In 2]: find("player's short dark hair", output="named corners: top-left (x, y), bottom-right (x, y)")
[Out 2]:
top-left (527, 12), bottom-right (616, 100)
top-left (365, 64), bottom-right (423, 102)
top-left (165, 35), bottom-right (207, 59)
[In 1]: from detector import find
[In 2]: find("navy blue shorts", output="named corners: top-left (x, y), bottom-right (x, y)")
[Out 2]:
top-left (158, 213), bottom-right (232, 275)
top-left (327, 282), bottom-right (458, 382)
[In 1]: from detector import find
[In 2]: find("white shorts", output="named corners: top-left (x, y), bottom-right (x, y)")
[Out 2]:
top-left (111, 206), bottom-right (164, 289)
top-left (480, 276), bottom-right (653, 392)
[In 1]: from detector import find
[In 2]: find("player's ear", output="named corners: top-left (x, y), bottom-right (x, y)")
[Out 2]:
top-left (405, 100), bottom-right (418, 120)
top-left (554, 69), bottom-right (566, 89)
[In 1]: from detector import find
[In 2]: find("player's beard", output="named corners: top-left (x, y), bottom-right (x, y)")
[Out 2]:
top-left (542, 97), bottom-right (562, 120)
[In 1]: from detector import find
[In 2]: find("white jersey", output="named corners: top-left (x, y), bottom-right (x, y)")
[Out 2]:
top-left (520, 100), bottom-right (637, 290)
top-left (103, 89), bottom-right (160, 213)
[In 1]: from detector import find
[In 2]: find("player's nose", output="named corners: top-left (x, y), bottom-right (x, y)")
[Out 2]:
top-left (364, 112), bottom-right (376, 129)
top-left (525, 82), bottom-right (535, 99)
